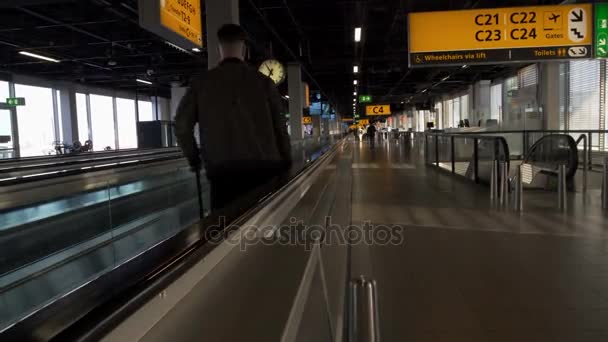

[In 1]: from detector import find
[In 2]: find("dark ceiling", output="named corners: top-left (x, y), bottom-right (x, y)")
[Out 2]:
top-left (0, 0), bottom-right (573, 113)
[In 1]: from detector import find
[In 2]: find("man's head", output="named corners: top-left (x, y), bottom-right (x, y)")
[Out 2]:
top-left (217, 24), bottom-right (248, 61)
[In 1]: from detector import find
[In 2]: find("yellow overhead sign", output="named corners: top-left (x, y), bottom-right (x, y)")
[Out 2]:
top-left (409, 4), bottom-right (592, 66)
top-left (358, 119), bottom-right (370, 126)
top-left (366, 105), bottom-right (391, 116)
top-left (303, 116), bottom-right (313, 124)
top-left (160, 0), bottom-right (203, 47)
top-left (139, 0), bottom-right (203, 50)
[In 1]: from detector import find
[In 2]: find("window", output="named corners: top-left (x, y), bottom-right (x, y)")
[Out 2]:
top-left (435, 102), bottom-right (443, 129)
top-left (518, 64), bottom-right (538, 88)
top-left (15, 84), bottom-right (55, 157)
top-left (90, 94), bottom-right (116, 150)
top-left (446, 99), bottom-right (454, 128)
top-left (460, 94), bottom-right (469, 120)
top-left (116, 98), bottom-right (138, 149)
top-left (76, 93), bottom-right (90, 143)
top-left (490, 83), bottom-right (503, 122)
top-left (138, 100), bottom-right (154, 121)
top-left (505, 76), bottom-right (518, 91)
top-left (453, 97), bottom-right (461, 126)
top-left (568, 60), bottom-right (600, 131)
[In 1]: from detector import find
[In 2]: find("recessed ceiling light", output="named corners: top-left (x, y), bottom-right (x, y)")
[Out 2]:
top-left (353, 65), bottom-right (359, 73)
top-left (354, 80), bottom-right (358, 85)
top-left (136, 78), bottom-right (152, 85)
top-left (192, 47), bottom-right (201, 52)
top-left (19, 51), bottom-right (60, 63)
top-left (354, 27), bottom-right (362, 42)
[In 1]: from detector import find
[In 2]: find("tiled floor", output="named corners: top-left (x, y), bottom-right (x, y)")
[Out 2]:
top-left (350, 138), bottom-right (608, 341)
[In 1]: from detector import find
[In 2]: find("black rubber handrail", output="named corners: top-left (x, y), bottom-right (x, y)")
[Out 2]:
top-left (0, 147), bottom-right (176, 164)
top-left (523, 134), bottom-right (579, 179)
top-left (0, 153), bottom-right (185, 187)
top-left (0, 149), bottom-right (181, 174)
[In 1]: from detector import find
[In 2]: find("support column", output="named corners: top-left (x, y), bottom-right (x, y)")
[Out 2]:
top-left (205, 0), bottom-right (240, 69)
top-left (473, 80), bottom-right (491, 126)
top-left (8, 82), bottom-right (19, 158)
top-left (62, 88), bottom-right (78, 143)
top-left (540, 62), bottom-right (562, 130)
top-left (288, 63), bottom-right (304, 142)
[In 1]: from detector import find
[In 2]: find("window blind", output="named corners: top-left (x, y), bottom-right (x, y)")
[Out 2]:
top-left (569, 60), bottom-right (600, 131)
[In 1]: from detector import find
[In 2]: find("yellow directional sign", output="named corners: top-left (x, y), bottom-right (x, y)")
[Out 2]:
top-left (303, 116), bottom-right (313, 124)
top-left (358, 119), bottom-right (370, 126)
top-left (139, 0), bottom-right (203, 49)
top-left (160, 0), bottom-right (203, 47)
top-left (409, 4), bottom-right (592, 66)
top-left (366, 105), bottom-right (391, 116)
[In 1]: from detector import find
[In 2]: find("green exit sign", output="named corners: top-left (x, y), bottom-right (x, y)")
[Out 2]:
top-left (359, 95), bottom-right (372, 103)
top-left (596, 3), bottom-right (608, 58)
top-left (6, 97), bottom-right (25, 106)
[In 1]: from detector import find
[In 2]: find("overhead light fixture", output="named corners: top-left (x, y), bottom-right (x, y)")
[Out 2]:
top-left (354, 27), bottom-right (362, 42)
top-left (354, 80), bottom-right (358, 85)
top-left (284, 95), bottom-right (290, 99)
top-left (192, 47), bottom-right (201, 52)
top-left (353, 99), bottom-right (357, 102)
top-left (136, 78), bottom-right (153, 85)
top-left (354, 91), bottom-right (357, 96)
top-left (422, 89), bottom-right (428, 93)
top-left (353, 65), bottom-right (359, 73)
top-left (19, 51), bottom-right (60, 63)
top-left (462, 64), bottom-right (469, 69)
top-left (442, 75), bottom-right (450, 81)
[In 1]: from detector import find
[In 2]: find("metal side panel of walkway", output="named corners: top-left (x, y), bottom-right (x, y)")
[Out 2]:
top-left (351, 138), bottom-right (608, 342)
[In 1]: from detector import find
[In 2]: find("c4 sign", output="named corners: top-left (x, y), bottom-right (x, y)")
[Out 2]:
top-left (365, 105), bottom-right (391, 116)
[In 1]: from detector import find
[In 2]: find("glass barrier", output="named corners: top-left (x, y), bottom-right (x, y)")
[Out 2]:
top-left (0, 135), bottom-right (339, 334)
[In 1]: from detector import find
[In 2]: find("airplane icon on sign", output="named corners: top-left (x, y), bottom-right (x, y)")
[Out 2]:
top-left (548, 13), bottom-right (560, 23)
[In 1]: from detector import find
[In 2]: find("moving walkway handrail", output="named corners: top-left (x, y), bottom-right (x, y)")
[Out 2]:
top-left (0, 153), bottom-right (185, 187)
top-left (0, 147), bottom-right (177, 165)
top-left (0, 148), bottom-right (180, 171)
top-left (47, 139), bottom-right (343, 342)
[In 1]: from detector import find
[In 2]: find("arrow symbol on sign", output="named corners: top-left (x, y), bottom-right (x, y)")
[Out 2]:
top-left (571, 9), bottom-right (584, 22)
top-left (600, 38), bottom-right (607, 46)
top-left (600, 47), bottom-right (607, 55)
top-left (579, 48), bottom-right (586, 54)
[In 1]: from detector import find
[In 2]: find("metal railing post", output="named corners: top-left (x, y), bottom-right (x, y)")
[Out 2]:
top-left (491, 160), bottom-right (499, 202)
top-left (588, 132), bottom-right (593, 169)
top-left (522, 131), bottom-right (527, 158)
top-left (558, 164), bottom-right (567, 211)
top-left (500, 161), bottom-right (509, 207)
top-left (583, 134), bottom-right (588, 193)
top-left (603, 156), bottom-right (608, 210)
top-left (473, 138), bottom-right (479, 183)
top-left (514, 164), bottom-right (523, 211)
top-left (424, 134), bottom-right (429, 164)
top-left (348, 276), bottom-right (380, 342)
top-left (435, 134), bottom-right (439, 167)
top-left (451, 136), bottom-right (455, 173)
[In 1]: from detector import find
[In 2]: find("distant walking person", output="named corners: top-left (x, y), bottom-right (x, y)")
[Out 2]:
top-left (175, 24), bottom-right (292, 212)
top-left (367, 124), bottom-right (377, 149)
